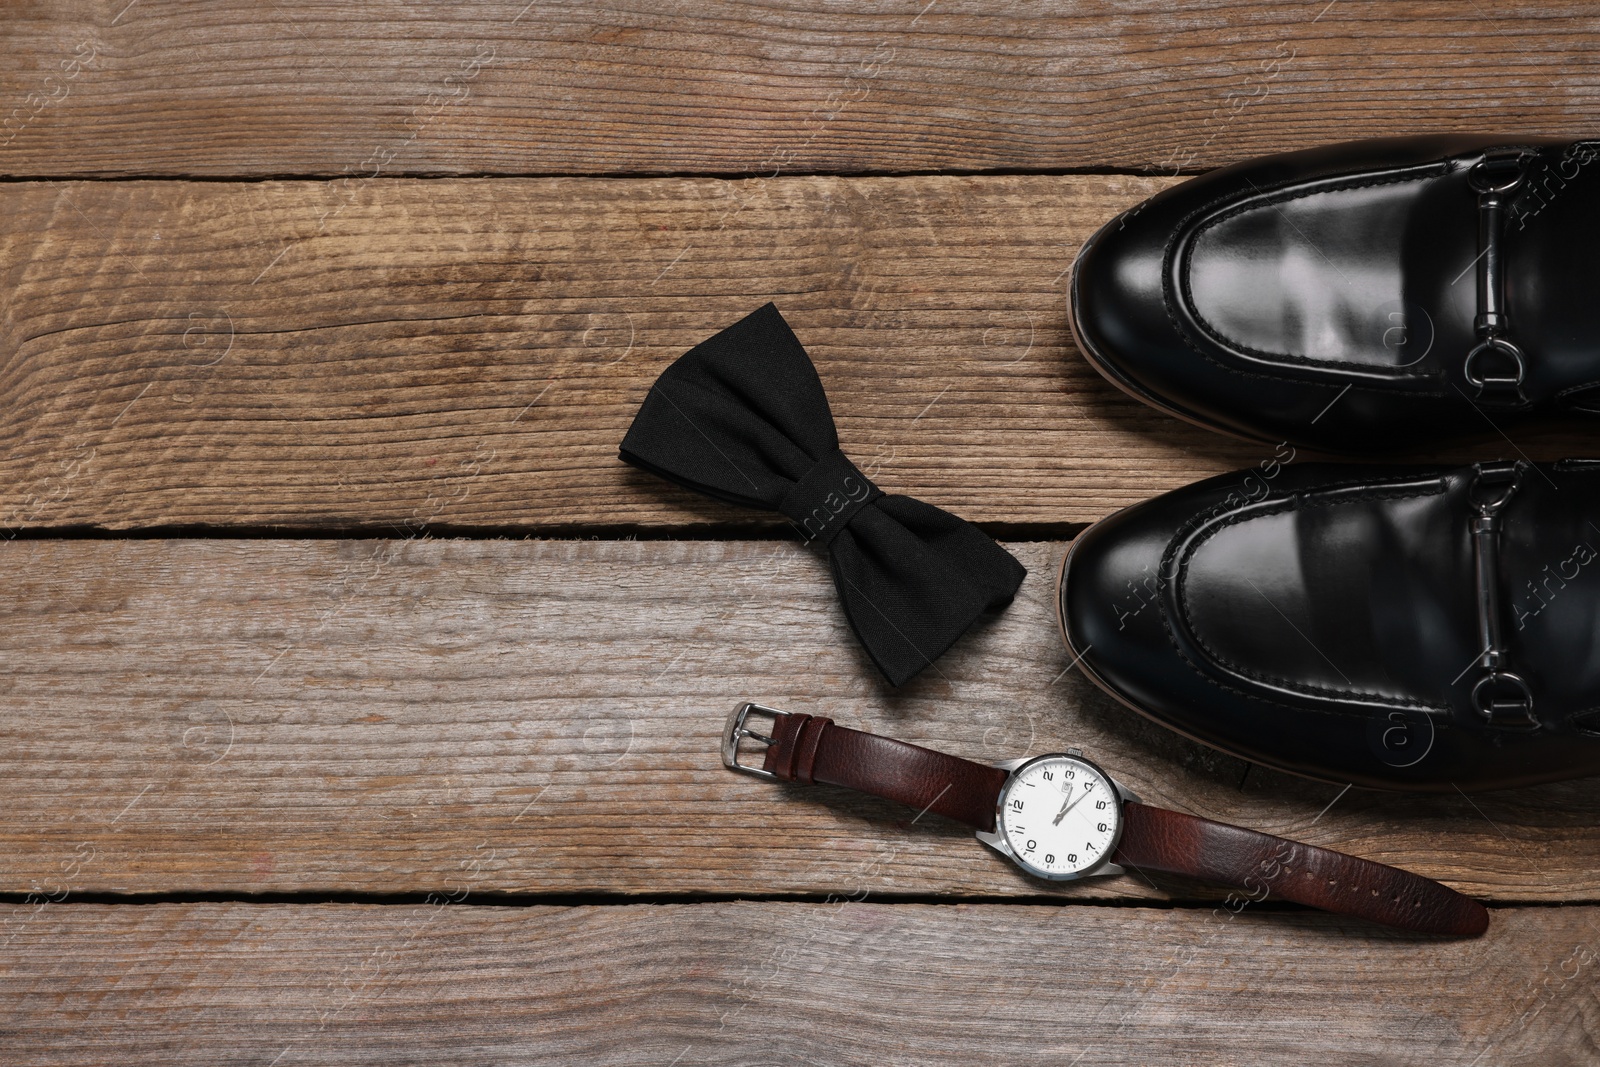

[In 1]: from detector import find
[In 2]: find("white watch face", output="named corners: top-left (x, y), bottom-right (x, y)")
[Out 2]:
top-left (997, 755), bottom-right (1121, 879)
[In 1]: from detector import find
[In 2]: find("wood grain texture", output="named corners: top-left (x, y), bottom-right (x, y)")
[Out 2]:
top-left (2, 901), bottom-right (1597, 1065)
top-left (0, 171), bottom-right (1221, 532)
top-left (2, 2), bottom-right (1600, 178)
top-left (1, 538), bottom-right (1594, 901)
top-left (2, 174), bottom-right (1590, 534)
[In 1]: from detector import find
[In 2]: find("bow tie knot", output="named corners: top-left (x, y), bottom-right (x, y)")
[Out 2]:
top-left (780, 448), bottom-right (883, 545)
top-left (619, 303), bottom-right (1026, 685)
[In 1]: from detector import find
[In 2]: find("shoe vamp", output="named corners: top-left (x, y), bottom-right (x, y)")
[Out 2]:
top-left (1506, 151), bottom-right (1600, 400)
top-left (1179, 491), bottom-right (1475, 708)
top-left (1497, 478), bottom-right (1600, 718)
top-left (1188, 175), bottom-right (1475, 372)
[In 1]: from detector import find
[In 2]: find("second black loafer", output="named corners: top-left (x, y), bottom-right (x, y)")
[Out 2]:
top-left (1071, 135), bottom-right (1600, 452)
top-left (1058, 459), bottom-right (1600, 792)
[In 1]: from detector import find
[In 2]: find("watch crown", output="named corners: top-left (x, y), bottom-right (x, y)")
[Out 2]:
top-left (1067, 747), bottom-right (1082, 756)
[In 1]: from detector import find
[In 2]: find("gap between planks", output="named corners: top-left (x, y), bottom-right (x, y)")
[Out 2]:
top-left (1, 537), bottom-right (1595, 903)
top-left (2, 0), bottom-right (1600, 177)
top-left (2, 174), bottom-right (1591, 533)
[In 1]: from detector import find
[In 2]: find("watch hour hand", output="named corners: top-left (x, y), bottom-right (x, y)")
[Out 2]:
top-left (1053, 784), bottom-right (1091, 825)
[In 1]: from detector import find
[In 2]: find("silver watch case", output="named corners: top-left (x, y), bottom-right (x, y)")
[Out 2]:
top-left (975, 749), bottom-right (1141, 882)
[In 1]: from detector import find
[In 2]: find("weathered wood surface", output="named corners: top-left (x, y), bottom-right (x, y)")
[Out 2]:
top-left (1, 174), bottom-right (1588, 534)
top-left (2, 538), bottom-right (1593, 901)
top-left (0, 172), bottom-right (1219, 532)
top-left (3, 2), bottom-right (1600, 179)
top-left (7, 5), bottom-right (1596, 1064)
top-left (1, 901), bottom-right (1595, 1065)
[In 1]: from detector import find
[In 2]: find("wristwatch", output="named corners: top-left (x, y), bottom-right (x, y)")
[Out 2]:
top-left (721, 703), bottom-right (1488, 936)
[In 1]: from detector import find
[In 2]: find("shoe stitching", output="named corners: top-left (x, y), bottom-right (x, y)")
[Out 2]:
top-left (1159, 623), bottom-right (1456, 725)
top-left (1571, 706), bottom-right (1600, 738)
top-left (1159, 476), bottom-right (1452, 712)
top-left (1181, 171), bottom-right (1446, 378)
top-left (1103, 474), bottom-right (1428, 723)
top-left (1554, 380), bottom-right (1600, 415)
top-left (1155, 157), bottom-right (1471, 399)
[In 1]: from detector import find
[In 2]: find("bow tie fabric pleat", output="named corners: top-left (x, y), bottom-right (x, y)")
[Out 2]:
top-left (619, 303), bottom-right (1026, 686)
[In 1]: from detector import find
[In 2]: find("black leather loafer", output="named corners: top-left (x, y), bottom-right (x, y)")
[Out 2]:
top-left (1071, 136), bottom-right (1600, 452)
top-left (1057, 459), bottom-right (1600, 792)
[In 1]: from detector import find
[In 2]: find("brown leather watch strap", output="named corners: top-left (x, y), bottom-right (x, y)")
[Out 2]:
top-left (761, 712), bottom-right (1007, 831)
top-left (749, 710), bottom-right (1488, 937)
top-left (1113, 802), bottom-right (1489, 937)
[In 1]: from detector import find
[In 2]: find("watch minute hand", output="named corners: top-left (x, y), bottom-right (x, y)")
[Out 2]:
top-left (1053, 784), bottom-right (1091, 825)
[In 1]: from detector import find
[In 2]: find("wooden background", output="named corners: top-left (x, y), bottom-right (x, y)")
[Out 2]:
top-left (2, 2), bottom-right (1598, 1063)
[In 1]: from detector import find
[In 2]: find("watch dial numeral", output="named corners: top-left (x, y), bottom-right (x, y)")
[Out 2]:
top-left (1003, 756), bottom-right (1119, 877)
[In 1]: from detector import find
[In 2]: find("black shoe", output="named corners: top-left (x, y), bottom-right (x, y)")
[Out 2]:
top-left (1070, 135), bottom-right (1600, 452)
top-left (1057, 459), bottom-right (1600, 792)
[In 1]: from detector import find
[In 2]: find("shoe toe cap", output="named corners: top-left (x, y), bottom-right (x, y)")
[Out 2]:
top-left (1070, 211), bottom-right (1179, 393)
top-left (1059, 492), bottom-right (1202, 721)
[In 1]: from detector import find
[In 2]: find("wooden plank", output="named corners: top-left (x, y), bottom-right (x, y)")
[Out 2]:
top-left (1, 901), bottom-right (1595, 1064)
top-left (3, 2), bottom-right (1600, 178)
top-left (1, 537), bottom-right (1594, 901)
top-left (1, 174), bottom-right (1587, 534)
top-left (0, 171), bottom-right (1217, 532)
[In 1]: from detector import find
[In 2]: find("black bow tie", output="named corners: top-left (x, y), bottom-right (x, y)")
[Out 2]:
top-left (619, 304), bottom-right (1026, 686)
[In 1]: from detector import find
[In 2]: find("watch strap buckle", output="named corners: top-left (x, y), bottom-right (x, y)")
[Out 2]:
top-left (721, 702), bottom-right (786, 781)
